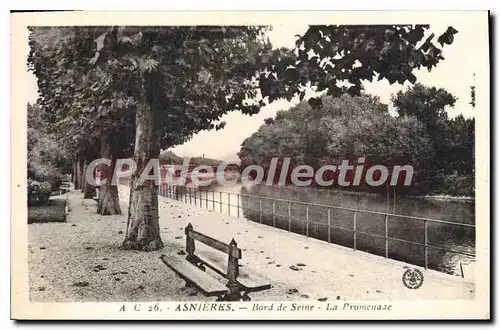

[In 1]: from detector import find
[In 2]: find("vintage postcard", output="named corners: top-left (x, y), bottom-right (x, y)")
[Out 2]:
top-left (11, 11), bottom-right (490, 320)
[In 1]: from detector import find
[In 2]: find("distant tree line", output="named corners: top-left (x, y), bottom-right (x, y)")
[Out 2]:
top-left (159, 150), bottom-right (223, 168)
top-left (238, 84), bottom-right (474, 197)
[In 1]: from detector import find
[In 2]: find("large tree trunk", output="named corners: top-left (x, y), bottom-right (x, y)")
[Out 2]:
top-left (81, 159), bottom-right (88, 193)
top-left (122, 79), bottom-right (163, 251)
top-left (72, 160), bottom-right (77, 188)
top-left (97, 134), bottom-right (122, 215)
top-left (75, 157), bottom-right (82, 190)
top-left (83, 163), bottom-right (95, 199)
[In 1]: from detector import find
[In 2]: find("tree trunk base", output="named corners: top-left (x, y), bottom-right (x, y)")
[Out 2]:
top-left (97, 186), bottom-right (122, 215)
top-left (97, 204), bottom-right (122, 216)
top-left (83, 184), bottom-right (95, 199)
top-left (122, 238), bottom-right (164, 252)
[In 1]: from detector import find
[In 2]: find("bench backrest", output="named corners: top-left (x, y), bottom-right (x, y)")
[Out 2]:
top-left (184, 223), bottom-right (242, 280)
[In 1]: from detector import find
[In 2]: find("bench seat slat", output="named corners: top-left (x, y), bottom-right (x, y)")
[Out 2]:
top-left (160, 255), bottom-right (228, 297)
top-left (193, 251), bottom-right (271, 292)
top-left (237, 274), bottom-right (271, 292)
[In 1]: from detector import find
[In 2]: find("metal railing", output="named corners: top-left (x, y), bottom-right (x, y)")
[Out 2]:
top-left (158, 185), bottom-right (475, 272)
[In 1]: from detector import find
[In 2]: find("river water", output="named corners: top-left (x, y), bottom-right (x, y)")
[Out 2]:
top-left (177, 182), bottom-right (475, 277)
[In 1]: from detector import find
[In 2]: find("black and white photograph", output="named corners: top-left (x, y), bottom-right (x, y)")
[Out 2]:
top-left (10, 10), bottom-right (490, 320)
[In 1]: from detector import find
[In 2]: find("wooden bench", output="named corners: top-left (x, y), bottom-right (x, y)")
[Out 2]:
top-left (160, 223), bottom-right (271, 301)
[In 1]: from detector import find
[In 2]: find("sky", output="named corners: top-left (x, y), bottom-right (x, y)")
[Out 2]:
top-left (23, 21), bottom-right (484, 161)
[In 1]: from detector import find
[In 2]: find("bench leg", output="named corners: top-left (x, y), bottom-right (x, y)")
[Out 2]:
top-left (222, 281), bottom-right (244, 301)
top-left (219, 290), bottom-right (251, 301)
top-left (185, 281), bottom-right (195, 288)
top-left (241, 292), bottom-right (251, 301)
top-left (228, 281), bottom-right (240, 301)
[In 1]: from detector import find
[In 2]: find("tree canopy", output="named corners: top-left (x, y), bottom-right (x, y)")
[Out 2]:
top-left (28, 24), bottom-right (458, 158)
top-left (238, 86), bottom-right (474, 196)
top-left (392, 83), bottom-right (474, 180)
top-left (259, 25), bottom-right (458, 107)
top-left (238, 94), bottom-right (432, 169)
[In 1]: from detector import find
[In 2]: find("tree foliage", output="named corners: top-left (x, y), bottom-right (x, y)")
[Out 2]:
top-left (238, 87), bottom-right (474, 196)
top-left (28, 27), bottom-right (136, 158)
top-left (27, 103), bottom-right (71, 191)
top-left (79, 26), bottom-right (279, 250)
top-left (239, 94), bottom-right (432, 168)
top-left (84, 27), bottom-right (276, 146)
top-left (260, 25), bottom-right (458, 106)
top-left (27, 24), bottom-right (458, 161)
top-left (392, 83), bottom-right (474, 178)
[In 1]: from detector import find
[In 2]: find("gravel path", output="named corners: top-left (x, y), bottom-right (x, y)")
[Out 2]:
top-left (28, 186), bottom-right (475, 302)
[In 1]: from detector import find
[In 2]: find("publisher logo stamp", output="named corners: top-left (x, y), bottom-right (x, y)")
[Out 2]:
top-left (402, 268), bottom-right (424, 289)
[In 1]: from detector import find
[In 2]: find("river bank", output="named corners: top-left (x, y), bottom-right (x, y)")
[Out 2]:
top-left (409, 195), bottom-right (475, 202)
top-left (224, 180), bottom-right (475, 202)
top-left (28, 186), bottom-right (475, 302)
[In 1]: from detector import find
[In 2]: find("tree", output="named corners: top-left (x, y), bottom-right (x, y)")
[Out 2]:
top-left (86, 27), bottom-right (275, 251)
top-left (27, 103), bottom-right (71, 190)
top-left (392, 84), bottom-right (465, 181)
top-left (238, 94), bottom-right (433, 192)
top-left (444, 114), bottom-right (475, 176)
top-left (389, 84), bottom-right (474, 193)
top-left (391, 83), bottom-right (456, 126)
top-left (28, 26), bottom-right (269, 249)
top-left (28, 27), bottom-right (137, 212)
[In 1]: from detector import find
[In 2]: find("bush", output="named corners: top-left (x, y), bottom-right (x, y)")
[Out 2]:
top-left (47, 174), bottom-right (63, 192)
top-left (28, 168), bottom-right (64, 192)
top-left (28, 179), bottom-right (52, 206)
top-left (439, 173), bottom-right (475, 197)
